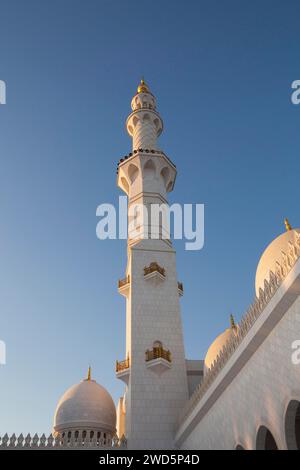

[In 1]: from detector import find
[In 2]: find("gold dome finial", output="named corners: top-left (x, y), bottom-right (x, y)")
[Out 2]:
top-left (284, 218), bottom-right (292, 231)
top-left (137, 78), bottom-right (150, 94)
top-left (87, 365), bottom-right (91, 381)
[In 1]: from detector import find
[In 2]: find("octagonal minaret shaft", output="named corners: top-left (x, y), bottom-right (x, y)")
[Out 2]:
top-left (126, 79), bottom-right (163, 151)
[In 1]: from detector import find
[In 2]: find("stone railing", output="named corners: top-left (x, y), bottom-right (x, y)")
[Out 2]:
top-left (178, 233), bottom-right (300, 426)
top-left (116, 357), bottom-right (130, 373)
top-left (145, 346), bottom-right (171, 363)
top-left (0, 432), bottom-right (127, 449)
top-left (144, 262), bottom-right (165, 277)
top-left (118, 275), bottom-right (130, 288)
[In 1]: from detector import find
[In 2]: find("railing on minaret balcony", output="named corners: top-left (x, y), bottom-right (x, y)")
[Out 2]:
top-left (145, 347), bottom-right (172, 363)
top-left (177, 282), bottom-right (184, 296)
top-left (116, 357), bottom-right (130, 373)
top-left (144, 262), bottom-right (166, 278)
top-left (118, 275), bottom-right (130, 289)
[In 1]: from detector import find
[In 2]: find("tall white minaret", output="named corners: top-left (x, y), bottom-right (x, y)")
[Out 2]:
top-left (116, 80), bottom-right (188, 449)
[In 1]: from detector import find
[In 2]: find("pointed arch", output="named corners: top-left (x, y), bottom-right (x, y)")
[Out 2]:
top-left (285, 400), bottom-right (300, 449)
top-left (166, 181), bottom-right (173, 192)
top-left (143, 159), bottom-right (156, 179)
top-left (120, 177), bottom-right (129, 194)
top-left (128, 163), bottom-right (139, 184)
top-left (256, 426), bottom-right (278, 450)
top-left (160, 167), bottom-right (170, 187)
top-left (142, 113), bottom-right (150, 122)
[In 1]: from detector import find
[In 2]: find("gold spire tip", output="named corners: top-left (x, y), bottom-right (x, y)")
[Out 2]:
top-left (284, 218), bottom-right (292, 231)
top-left (230, 314), bottom-right (236, 329)
top-left (137, 78), bottom-right (150, 94)
top-left (87, 366), bottom-right (91, 381)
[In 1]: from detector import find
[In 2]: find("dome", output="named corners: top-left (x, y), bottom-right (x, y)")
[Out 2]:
top-left (204, 316), bottom-right (238, 372)
top-left (255, 222), bottom-right (300, 296)
top-left (53, 371), bottom-right (116, 434)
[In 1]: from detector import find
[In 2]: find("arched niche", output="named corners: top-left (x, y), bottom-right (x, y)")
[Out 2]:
top-left (160, 167), bottom-right (170, 188)
top-left (143, 159), bottom-right (156, 180)
top-left (120, 176), bottom-right (129, 194)
top-left (256, 426), bottom-right (278, 450)
top-left (285, 400), bottom-right (300, 449)
top-left (142, 113), bottom-right (151, 122)
top-left (128, 163), bottom-right (139, 184)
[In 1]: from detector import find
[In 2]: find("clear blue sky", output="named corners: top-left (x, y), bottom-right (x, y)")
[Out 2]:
top-left (0, 0), bottom-right (299, 436)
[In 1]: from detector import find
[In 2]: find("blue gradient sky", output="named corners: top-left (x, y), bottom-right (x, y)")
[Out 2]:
top-left (0, 0), bottom-right (299, 435)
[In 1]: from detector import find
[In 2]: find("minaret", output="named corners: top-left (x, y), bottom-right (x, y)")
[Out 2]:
top-left (116, 80), bottom-right (188, 449)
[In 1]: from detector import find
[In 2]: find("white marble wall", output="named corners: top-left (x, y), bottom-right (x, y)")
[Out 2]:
top-left (178, 294), bottom-right (300, 450)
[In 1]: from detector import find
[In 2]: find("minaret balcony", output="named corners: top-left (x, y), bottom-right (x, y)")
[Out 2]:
top-left (118, 275), bottom-right (130, 297)
top-left (144, 262), bottom-right (166, 284)
top-left (178, 281), bottom-right (184, 297)
top-left (116, 358), bottom-right (130, 385)
top-left (145, 346), bottom-right (172, 376)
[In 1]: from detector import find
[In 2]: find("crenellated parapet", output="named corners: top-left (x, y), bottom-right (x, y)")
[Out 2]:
top-left (178, 232), bottom-right (300, 427)
top-left (0, 432), bottom-right (127, 450)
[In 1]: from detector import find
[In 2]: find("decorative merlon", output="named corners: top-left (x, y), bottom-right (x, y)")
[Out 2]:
top-left (0, 432), bottom-right (127, 449)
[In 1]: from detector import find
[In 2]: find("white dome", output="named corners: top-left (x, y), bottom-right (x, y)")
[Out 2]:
top-left (204, 327), bottom-right (237, 371)
top-left (255, 228), bottom-right (300, 297)
top-left (53, 378), bottom-right (116, 434)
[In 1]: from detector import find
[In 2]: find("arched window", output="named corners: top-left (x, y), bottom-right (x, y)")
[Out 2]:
top-left (285, 400), bottom-right (300, 449)
top-left (235, 444), bottom-right (245, 450)
top-left (256, 426), bottom-right (278, 450)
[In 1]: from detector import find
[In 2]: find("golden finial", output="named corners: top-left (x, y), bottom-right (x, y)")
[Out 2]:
top-left (87, 366), bottom-right (91, 381)
top-left (137, 78), bottom-right (150, 94)
top-left (230, 314), bottom-right (236, 329)
top-left (284, 218), bottom-right (292, 231)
